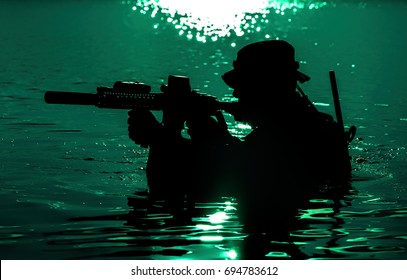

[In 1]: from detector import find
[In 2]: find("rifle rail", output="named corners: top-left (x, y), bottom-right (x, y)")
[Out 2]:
top-left (44, 88), bottom-right (238, 115)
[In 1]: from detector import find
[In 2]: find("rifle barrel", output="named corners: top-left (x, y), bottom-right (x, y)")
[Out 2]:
top-left (44, 91), bottom-right (97, 106)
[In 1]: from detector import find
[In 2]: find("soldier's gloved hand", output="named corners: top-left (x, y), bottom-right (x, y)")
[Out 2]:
top-left (186, 111), bottom-right (234, 145)
top-left (128, 109), bottom-right (162, 148)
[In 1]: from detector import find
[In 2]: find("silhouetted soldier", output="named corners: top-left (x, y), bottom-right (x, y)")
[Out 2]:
top-left (128, 40), bottom-right (353, 227)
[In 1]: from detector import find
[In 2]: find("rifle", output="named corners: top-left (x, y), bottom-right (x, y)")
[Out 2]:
top-left (44, 75), bottom-right (236, 115)
top-left (45, 75), bottom-right (238, 145)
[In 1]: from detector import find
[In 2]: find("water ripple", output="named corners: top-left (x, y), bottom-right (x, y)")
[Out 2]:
top-left (338, 207), bottom-right (407, 219)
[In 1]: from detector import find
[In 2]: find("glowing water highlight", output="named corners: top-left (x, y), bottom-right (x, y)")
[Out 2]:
top-left (124, 0), bottom-right (328, 42)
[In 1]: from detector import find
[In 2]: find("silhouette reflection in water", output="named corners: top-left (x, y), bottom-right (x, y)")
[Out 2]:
top-left (127, 40), bottom-right (356, 259)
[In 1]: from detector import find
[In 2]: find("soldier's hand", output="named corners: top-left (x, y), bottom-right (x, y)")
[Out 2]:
top-left (128, 109), bottom-right (161, 148)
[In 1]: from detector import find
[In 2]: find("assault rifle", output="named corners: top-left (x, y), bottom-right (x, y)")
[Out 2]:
top-left (45, 75), bottom-right (238, 146)
top-left (44, 75), bottom-right (237, 116)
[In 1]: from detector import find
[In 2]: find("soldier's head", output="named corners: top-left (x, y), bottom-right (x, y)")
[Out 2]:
top-left (222, 40), bottom-right (309, 98)
top-left (222, 40), bottom-right (310, 125)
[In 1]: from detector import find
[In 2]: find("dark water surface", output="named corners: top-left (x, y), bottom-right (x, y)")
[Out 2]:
top-left (1, 0), bottom-right (407, 259)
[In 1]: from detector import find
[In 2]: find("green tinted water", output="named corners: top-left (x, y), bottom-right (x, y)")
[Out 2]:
top-left (1, 0), bottom-right (407, 259)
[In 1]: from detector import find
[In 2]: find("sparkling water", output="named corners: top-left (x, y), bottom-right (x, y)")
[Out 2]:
top-left (1, 0), bottom-right (407, 259)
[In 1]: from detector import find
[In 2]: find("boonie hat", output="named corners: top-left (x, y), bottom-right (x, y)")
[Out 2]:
top-left (222, 40), bottom-right (310, 89)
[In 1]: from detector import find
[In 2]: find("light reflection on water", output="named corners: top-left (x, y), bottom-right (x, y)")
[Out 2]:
top-left (2, 181), bottom-right (404, 260)
top-left (1, 175), bottom-right (406, 259)
top-left (124, 0), bottom-right (328, 43)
